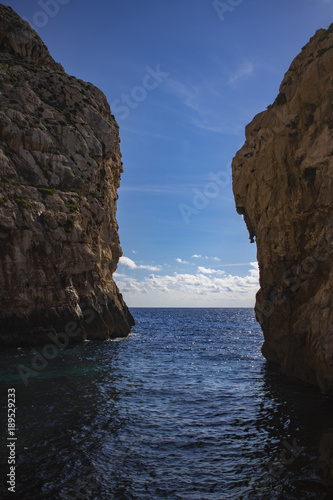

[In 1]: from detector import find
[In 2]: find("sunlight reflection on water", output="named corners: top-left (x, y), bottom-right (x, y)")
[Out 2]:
top-left (0, 308), bottom-right (332, 499)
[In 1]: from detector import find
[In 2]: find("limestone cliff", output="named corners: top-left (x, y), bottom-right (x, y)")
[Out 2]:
top-left (0, 4), bottom-right (134, 345)
top-left (232, 25), bottom-right (333, 394)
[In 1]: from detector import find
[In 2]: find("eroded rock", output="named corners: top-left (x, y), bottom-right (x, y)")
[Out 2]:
top-left (0, 4), bottom-right (134, 345)
top-left (232, 25), bottom-right (333, 394)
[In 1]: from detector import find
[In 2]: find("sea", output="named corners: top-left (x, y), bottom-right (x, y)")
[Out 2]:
top-left (1, 308), bottom-right (333, 499)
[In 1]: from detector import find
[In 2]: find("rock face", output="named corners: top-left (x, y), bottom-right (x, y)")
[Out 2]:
top-left (0, 4), bottom-right (134, 345)
top-left (232, 25), bottom-right (333, 394)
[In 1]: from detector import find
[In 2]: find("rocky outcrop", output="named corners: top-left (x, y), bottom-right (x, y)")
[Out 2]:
top-left (232, 25), bottom-right (333, 394)
top-left (0, 4), bottom-right (134, 345)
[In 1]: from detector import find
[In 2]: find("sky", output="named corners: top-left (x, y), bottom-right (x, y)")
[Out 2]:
top-left (4, 0), bottom-right (333, 307)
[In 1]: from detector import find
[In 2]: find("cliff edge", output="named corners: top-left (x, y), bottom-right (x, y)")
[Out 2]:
top-left (0, 4), bottom-right (134, 345)
top-left (232, 25), bottom-right (333, 394)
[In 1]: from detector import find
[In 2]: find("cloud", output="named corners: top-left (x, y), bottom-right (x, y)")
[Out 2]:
top-left (119, 256), bottom-right (137, 269)
top-left (119, 184), bottom-right (189, 194)
top-left (164, 77), bottom-right (239, 135)
top-left (197, 266), bottom-right (224, 275)
top-left (228, 61), bottom-right (254, 84)
top-left (192, 255), bottom-right (221, 261)
top-left (165, 78), bottom-right (202, 111)
top-left (113, 272), bottom-right (127, 278)
top-left (176, 258), bottom-right (190, 264)
top-left (189, 120), bottom-right (239, 135)
top-left (115, 262), bottom-right (260, 307)
top-left (119, 256), bottom-right (161, 271)
top-left (121, 125), bottom-right (173, 140)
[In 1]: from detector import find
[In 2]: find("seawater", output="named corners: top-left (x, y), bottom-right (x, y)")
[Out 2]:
top-left (0, 308), bottom-right (333, 499)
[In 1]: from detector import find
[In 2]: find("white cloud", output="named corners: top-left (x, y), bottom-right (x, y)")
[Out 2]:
top-left (119, 256), bottom-right (137, 269)
top-left (176, 258), bottom-right (190, 264)
top-left (197, 266), bottom-right (224, 275)
top-left (119, 256), bottom-right (161, 272)
top-left (115, 262), bottom-right (260, 307)
top-left (191, 255), bottom-right (221, 261)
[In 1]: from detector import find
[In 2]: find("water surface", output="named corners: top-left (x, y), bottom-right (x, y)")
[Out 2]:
top-left (1, 308), bottom-right (332, 499)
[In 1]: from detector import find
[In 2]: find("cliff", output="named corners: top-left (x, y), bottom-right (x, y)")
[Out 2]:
top-left (232, 25), bottom-right (333, 394)
top-left (0, 4), bottom-right (134, 345)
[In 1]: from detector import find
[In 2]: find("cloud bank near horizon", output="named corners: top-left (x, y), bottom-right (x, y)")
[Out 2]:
top-left (115, 257), bottom-right (259, 307)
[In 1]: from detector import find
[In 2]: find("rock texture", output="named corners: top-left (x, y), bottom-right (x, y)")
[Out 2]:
top-left (232, 25), bottom-right (333, 394)
top-left (0, 4), bottom-right (134, 345)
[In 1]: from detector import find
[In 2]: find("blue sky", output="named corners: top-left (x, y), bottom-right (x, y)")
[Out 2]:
top-left (5, 0), bottom-right (333, 306)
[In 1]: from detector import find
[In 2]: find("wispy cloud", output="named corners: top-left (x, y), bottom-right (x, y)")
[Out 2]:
top-left (228, 61), bottom-right (254, 85)
top-left (119, 256), bottom-right (161, 271)
top-left (113, 272), bottom-right (127, 278)
top-left (176, 258), bottom-right (190, 264)
top-left (164, 78), bottom-right (202, 111)
top-left (220, 262), bottom-right (258, 267)
top-left (121, 125), bottom-right (173, 140)
top-left (164, 76), bottom-right (240, 135)
top-left (118, 184), bottom-right (189, 195)
top-left (190, 120), bottom-right (239, 134)
top-left (192, 255), bottom-right (221, 261)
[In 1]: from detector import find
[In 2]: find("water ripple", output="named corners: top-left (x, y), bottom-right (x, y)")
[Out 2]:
top-left (0, 308), bottom-right (332, 499)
